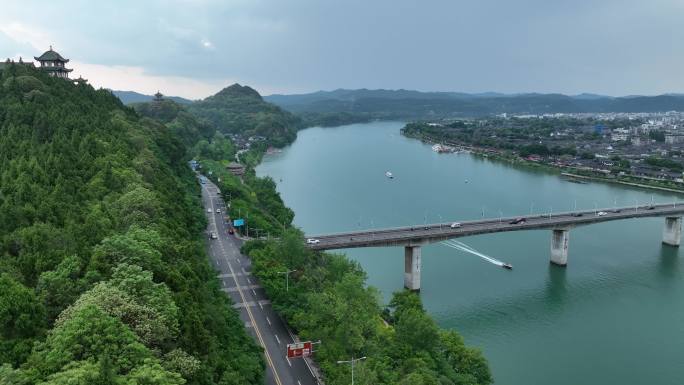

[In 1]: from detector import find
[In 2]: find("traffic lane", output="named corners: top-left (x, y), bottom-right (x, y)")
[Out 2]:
top-left (204, 179), bottom-right (318, 385)
top-left (211, 205), bottom-right (306, 385)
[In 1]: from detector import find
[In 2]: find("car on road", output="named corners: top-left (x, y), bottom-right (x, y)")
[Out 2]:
top-left (216, 208), bottom-right (221, 214)
top-left (207, 208), bottom-right (212, 213)
top-left (597, 211), bottom-right (607, 216)
top-left (306, 238), bottom-right (320, 245)
top-left (450, 222), bottom-right (462, 228)
top-left (209, 232), bottom-right (218, 239)
top-left (571, 212), bottom-right (583, 217)
top-left (509, 217), bottom-right (526, 225)
top-left (647, 206), bottom-right (656, 210)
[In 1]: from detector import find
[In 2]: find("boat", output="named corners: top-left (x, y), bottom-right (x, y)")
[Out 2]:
top-left (501, 263), bottom-right (513, 270)
top-left (432, 143), bottom-right (456, 153)
top-left (385, 171), bottom-right (394, 179)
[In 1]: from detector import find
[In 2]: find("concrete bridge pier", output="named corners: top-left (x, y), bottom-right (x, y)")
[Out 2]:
top-left (404, 246), bottom-right (421, 291)
top-left (662, 217), bottom-right (682, 246)
top-left (550, 228), bottom-right (570, 266)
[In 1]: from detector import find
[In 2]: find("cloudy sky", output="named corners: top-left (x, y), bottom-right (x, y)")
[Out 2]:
top-left (1, 0), bottom-right (682, 99)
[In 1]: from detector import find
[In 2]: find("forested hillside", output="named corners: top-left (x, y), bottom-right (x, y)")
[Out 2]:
top-left (0, 65), bottom-right (263, 384)
top-left (133, 98), bottom-right (234, 162)
top-left (188, 84), bottom-right (301, 147)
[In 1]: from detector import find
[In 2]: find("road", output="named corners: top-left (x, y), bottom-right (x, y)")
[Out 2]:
top-left (307, 202), bottom-right (684, 250)
top-left (200, 178), bottom-right (319, 385)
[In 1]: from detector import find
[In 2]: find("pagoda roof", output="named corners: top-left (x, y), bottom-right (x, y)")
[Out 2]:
top-left (34, 47), bottom-right (69, 63)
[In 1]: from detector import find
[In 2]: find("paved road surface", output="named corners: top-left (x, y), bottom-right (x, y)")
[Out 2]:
top-left (201, 179), bottom-right (319, 385)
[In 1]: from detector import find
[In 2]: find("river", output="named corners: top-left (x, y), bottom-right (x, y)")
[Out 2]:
top-left (256, 121), bottom-right (684, 385)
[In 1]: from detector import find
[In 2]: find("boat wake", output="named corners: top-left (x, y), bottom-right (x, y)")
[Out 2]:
top-left (441, 240), bottom-right (512, 269)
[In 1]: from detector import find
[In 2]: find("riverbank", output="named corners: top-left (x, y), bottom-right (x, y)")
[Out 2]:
top-left (402, 130), bottom-right (684, 194)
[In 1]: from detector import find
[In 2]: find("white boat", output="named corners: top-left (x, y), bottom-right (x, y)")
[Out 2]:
top-left (432, 143), bottom-right (456, 153)
top-left (385, 171), bottom-right (394, 179)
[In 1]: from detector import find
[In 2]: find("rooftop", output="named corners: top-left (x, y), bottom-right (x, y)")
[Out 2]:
top-left (34, 46), bottom-right (69, 63)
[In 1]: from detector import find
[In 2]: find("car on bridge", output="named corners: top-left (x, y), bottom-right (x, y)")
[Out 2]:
top-left (306, 238), bottom-right (320, 245)
top-left (572, 212), bottom-right (583, 217)
top-left (509, 217), bottom-right (526, 224)
top-left (450, 222), bottom-right (462, 228)
top-left (597, 211), bottom-right (608, 216)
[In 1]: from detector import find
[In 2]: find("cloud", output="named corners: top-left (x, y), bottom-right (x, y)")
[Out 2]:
top-left (1, 0), bottom-right (683, 95)
top-left (72, 61), bottom-right (229, 99)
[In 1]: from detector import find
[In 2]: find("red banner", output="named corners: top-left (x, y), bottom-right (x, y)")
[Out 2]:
top-left (286, 341), bottom-right (312, 358)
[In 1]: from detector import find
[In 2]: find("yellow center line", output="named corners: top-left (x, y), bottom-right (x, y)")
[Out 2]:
top-left (206, 185), bottom-right (283, 385)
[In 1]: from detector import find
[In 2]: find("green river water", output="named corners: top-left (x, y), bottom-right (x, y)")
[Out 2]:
top-left (256, 121), bottom-right (684, 385)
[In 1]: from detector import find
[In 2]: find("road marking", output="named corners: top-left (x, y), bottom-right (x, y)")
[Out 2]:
top-left (286, 357), bottom-right (292, 367)
top-left (266, 317), bottom-right (271, 326)
top-left (237, 257), bottom-right (241, 263)
top-left (247, 277), bottom-right (251, 284)
top-left (259, 302), bottom-right (264, 310)
top-left (275, 334), bottom-right (281, 345)
top-left (252, 288), bottom-right (257, 296)
top-left (298, 380), bottom-right (302, 385)
top-left (208, 188), bottom-right (283, 385)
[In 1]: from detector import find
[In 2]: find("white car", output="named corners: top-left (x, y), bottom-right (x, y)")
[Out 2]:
top-left (210, 232), bottom-right (218, 239)
top-left (216, 208), bottom-right (222, 214)
top-left (306, 238), bottom-right (320, 245)
top-left (450, 222), bottom-right (462, 228)
top-left (207, 208), bottom-right (212, 213)
top-left (597, 211), bottom-right (608, 216)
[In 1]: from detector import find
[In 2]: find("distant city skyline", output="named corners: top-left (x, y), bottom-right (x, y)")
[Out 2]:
top-left (1, 0), bottom-right (682, 99)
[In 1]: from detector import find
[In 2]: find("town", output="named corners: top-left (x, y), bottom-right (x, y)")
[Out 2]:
top-left (403, 111), bottom-right (684, 190)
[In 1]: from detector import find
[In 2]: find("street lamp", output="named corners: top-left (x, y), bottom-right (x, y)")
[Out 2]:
top-left (438, 214), bottom-right (443, 231)
top-left (277, 269), bottom-right (297, 292)
top-left (498, 210), bottom-right (503, 223)
top-left (337, 356), bottom-right (367, 385)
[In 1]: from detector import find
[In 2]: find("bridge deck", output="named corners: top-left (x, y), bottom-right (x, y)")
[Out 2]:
top-left (306, 203), bottom-right (684, 250)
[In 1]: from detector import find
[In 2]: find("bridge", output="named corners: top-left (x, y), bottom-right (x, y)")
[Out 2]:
top-left (305, 203), bottom-right (684, 291)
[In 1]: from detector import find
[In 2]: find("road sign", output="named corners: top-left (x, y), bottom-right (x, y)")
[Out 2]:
top-left (233, 218), bottom-right (245, 227)
top-left (286, 341), bottom-right (312, 358)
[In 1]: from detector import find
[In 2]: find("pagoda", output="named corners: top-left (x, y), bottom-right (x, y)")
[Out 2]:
top-left (34, 46), bottom-right (72, 79)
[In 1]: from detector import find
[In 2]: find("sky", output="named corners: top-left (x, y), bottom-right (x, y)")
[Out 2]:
top-left (1, 0), bottom-right (682, 100)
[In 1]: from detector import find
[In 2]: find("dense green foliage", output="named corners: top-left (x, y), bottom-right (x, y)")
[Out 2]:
top-left (133, 99), bottom-right (234, 162)
top-left (0, 65), bottom-right (262, 384)
top-left (242, 231), bottom-right (492, 385)
top-left (201, 160), bottom-right (294, 238)
top-left (189, 84), bottom-right (301, 147)
top-left (645, 156), bottom-right (683, 172)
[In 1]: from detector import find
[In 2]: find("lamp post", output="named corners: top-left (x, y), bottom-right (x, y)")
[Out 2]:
top-left (337, 356), bottom-right (366, 385)
top-left (277, 269), bottom-right (297, 292)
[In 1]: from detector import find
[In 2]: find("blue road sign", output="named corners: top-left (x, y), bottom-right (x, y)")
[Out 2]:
top-left (233, 218), bottom-right (245, 227)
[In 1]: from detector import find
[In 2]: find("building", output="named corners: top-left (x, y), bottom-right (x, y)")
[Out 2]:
top-left (611, 128), bottom-right (630, 142)
top-left (34, 46), bottom-right (72, 78)
top-left (226, 162), bottom-right (246, 177)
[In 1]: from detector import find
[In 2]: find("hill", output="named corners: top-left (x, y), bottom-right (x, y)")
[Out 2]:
top-left (133, 98), bottom-right (235, 162)
top-left (112, 90), bottom-right (193, 105)
top-left (0, 64), bottom-right (263, 384)
top-left (188, 83), bottom-right (301, 147)
top-left (265, 89), bottom-right (684, 119)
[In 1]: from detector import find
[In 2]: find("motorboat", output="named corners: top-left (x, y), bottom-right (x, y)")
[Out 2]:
top-left (385, 171), bottom-right (394, 179)
top-left (501, 263), bottom-right (513, 270)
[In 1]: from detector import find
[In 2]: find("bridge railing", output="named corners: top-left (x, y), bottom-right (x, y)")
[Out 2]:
top-left (307, 202), bottom-right (683, 239)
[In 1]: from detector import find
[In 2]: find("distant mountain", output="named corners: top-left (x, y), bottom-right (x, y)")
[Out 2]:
top-left (265, 89), bottom-right (684, 118)
top-left (188, 83), bottom-right (301, 146)
top-left (112, 90), bottom-right (193, 105)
